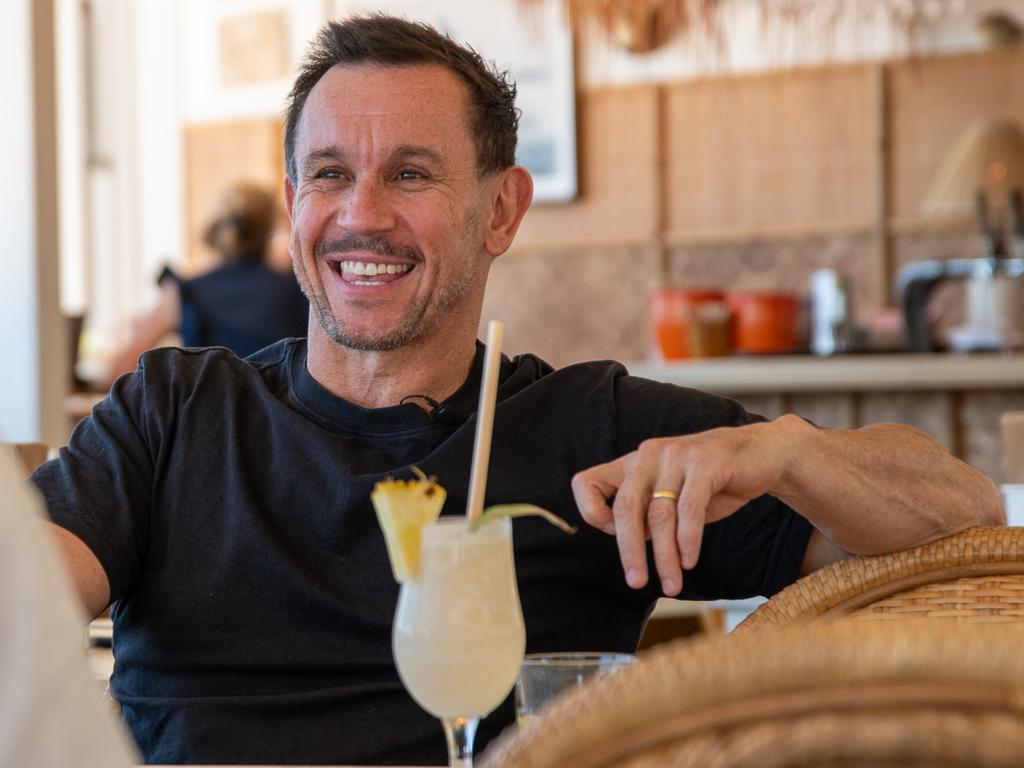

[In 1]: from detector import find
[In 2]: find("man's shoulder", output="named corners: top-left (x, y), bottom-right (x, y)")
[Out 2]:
top-left (512, 353), bottom-right (627, 382)
top-left (556, 358), bottom-right (629, 378)
top-left (516, 354), bottom-right (756, 438)
top-left (136, 339), bottom-right (295, 389)
top-left (504, 354), bottom-right (628, 400)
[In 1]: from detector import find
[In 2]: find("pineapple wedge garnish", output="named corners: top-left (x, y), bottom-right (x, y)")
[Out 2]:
top-left (371, 468), bottom-right (446, 582)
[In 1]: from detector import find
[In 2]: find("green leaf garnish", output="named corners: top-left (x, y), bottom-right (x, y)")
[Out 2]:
top-left (470, 504), bottom-right (577, 535)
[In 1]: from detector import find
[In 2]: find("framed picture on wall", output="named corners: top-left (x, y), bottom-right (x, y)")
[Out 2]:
top-left (335, 0), bottom-right (578, 203)
top-left (182, 0), bottom-right (326, 123)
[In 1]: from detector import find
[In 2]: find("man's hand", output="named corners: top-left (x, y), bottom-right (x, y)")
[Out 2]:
top-left (571, 419), bottom-right (798, 596)
top-left (572, 414), bottom-right (1005, 598)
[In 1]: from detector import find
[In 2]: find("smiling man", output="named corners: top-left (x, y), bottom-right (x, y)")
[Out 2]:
top-left (32, 14), bottom-right (1003, 767)
top-left (286, 55), bottom-right (530, 410)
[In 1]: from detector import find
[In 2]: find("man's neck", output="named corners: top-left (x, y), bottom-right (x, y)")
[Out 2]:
top-left (305, 326), bottom-right (479, 410)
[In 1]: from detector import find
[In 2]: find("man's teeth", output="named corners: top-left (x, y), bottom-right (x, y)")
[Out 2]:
top-left (338, 260), bottom-right (412, 277)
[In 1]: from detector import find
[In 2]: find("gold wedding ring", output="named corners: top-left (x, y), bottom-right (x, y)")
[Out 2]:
top-left (651, 489), bottom-right (679, 501)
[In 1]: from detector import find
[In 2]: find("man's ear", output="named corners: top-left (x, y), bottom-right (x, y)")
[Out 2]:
top-left (483, 166), bottom-right (533, 258)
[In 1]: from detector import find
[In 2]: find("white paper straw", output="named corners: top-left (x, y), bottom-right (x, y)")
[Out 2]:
top-left (465, 321), bottom-right (504, 522)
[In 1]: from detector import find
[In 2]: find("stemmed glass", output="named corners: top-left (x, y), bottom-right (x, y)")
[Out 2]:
top-left (392, 515), bottom-right (525, 767)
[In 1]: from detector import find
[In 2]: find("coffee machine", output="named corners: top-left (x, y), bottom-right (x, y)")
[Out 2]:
top-left (897, 190), bottom-right (1024, 352)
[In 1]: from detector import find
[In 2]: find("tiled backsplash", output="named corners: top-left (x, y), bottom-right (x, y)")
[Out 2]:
top-left (485, 227), bottom-right (989, 367)
top-left (481, 245), bottom-right (659, 369)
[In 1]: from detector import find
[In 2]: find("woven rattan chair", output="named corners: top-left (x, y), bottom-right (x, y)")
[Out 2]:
top-left (735, 526), bottom-right (1024, 634)
top-left (479, 620), bottom-right (1024, 768)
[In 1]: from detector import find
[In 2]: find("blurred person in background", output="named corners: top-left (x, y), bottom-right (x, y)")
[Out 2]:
top-left (0, 443), bottom-right (138, 768)
top-left (103, 182), bottom-right (308, 388)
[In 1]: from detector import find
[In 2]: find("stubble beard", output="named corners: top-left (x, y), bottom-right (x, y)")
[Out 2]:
top-left (294, 219), bottom-right (483, 352)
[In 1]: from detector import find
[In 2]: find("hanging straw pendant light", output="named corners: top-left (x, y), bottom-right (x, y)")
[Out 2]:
top-left (519, 0), bottom-right (723, 54)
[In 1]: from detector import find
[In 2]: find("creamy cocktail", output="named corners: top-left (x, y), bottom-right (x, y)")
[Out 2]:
top-left (393, 516), bottom-right (525, 719)
top-left (373, 471), bottom-right (573, 766)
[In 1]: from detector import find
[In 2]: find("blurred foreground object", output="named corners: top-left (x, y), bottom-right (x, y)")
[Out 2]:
top-left (482, 619), bottom-right (1024, 767)
top-left (0, 445), bottom-right (138, 767)
top-left (737, 527), bottom-right (1021, 633)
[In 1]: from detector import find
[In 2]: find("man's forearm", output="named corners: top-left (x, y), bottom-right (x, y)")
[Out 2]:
top-left (772, 415), bottom-right (1006, 555)
top-left (47, 523), bottom-right (110, 619)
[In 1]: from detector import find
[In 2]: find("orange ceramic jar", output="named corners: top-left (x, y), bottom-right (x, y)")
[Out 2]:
top-left (650, 288), bottom-right (725, 359)
top-left (726, 291), bottom-right (799, 355)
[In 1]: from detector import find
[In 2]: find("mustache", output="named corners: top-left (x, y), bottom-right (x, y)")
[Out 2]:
top-left (315, 234), bottom-right (422, 263)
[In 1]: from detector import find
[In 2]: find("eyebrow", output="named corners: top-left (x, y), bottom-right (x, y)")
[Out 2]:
top-left (392, 145), bottom-right (446, 168)
top-left (300, 145), bottom-right (448, 176)
top-left (300, 147), bottom-right (344, 176)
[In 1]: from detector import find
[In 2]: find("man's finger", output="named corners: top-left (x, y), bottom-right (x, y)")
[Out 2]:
top-left (571, 462), bottom-right (624, 535)
top-left (676, 470), bottom-right (712, 570)
top-left (648, 495), bottom-right (683, 596)
top-left (609, 467), bottom-right (653, 589)
top-left (648, 449), bottom-right (688, 596)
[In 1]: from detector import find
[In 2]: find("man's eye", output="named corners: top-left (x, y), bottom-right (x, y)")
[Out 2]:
top-left (316, 168), bottom-right (344, 180)
top-left (397, 170), bottom-right (425, 181)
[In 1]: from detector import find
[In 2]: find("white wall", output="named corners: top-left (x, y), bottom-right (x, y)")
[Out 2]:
top-left (133, 0), bottom-right (185, 313)
top-left (0, 0), bottom-right (68, 444)
top-left (56, 0), bottom-right (88, 317)
top-left (86, 0), bottom-right (139, 357)
top-left (77, 0), bottom-right (187, 363)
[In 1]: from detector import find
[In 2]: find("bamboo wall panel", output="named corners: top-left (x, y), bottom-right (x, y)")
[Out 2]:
top-left (514, 86), bottom-right (660, 250)
top-left (663, 65), bottom-right (877, 241)
top-left (184, 118), bottom-right (284, 267)
top-left (888, 50), bottom-right (1024, 222)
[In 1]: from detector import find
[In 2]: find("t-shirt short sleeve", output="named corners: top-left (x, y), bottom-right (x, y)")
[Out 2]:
top-left (31, 366), bottom-right (160, 602)
top-left (613, 374), bottom-right (813, 600)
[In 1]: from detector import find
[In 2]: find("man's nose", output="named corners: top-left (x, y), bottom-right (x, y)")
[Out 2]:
top-left (336, 178), bottom-right (396, 234)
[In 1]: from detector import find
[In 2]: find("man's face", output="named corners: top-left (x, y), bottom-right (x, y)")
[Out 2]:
top-left (287, 63), bottom-right (493, 352)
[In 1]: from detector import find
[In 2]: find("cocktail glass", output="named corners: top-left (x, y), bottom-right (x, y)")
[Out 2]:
top-left (393, 515), bottom-right (525, 767)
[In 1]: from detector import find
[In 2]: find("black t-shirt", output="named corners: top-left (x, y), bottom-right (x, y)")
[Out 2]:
top-left (32, 340), bottom-right (812, 765)
top-left (160, 262), bottom-right (308, 357)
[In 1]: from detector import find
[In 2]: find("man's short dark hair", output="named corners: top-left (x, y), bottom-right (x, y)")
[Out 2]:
top-left (284, 14), bottom-right (519, 184)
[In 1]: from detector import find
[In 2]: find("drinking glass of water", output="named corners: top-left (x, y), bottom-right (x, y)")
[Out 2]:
top-left (515, 652), bottom-right (635, 727)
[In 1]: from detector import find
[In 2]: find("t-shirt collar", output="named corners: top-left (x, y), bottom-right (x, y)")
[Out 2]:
top-left (288, 340), bottom-right (490, 435)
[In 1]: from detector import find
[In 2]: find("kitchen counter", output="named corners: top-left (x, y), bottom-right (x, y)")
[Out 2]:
top-left (628, 353), bottom-right (1024, 394)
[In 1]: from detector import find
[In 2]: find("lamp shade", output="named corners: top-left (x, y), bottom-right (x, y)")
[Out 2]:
top-left (923, 119), bottom-right (1024, 215)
